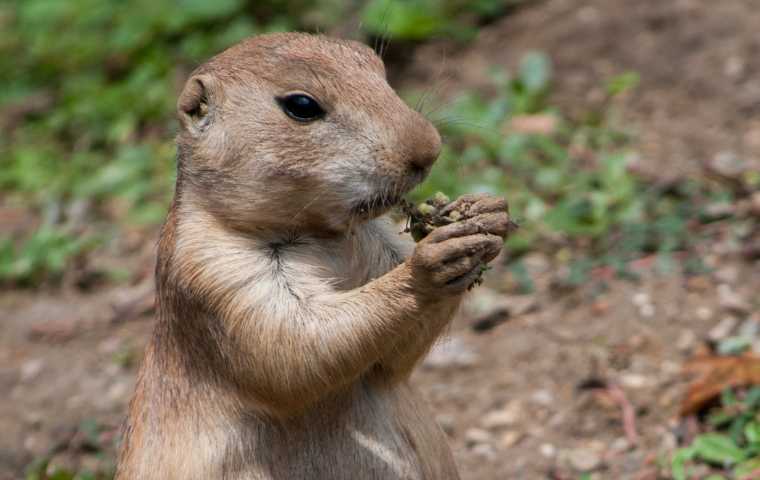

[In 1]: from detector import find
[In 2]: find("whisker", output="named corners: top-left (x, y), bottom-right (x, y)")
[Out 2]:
top-left (418, 50), bottom-right (452, 117)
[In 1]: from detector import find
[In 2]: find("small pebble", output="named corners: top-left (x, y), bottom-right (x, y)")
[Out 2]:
top-left (423, 337), bottom-right (479, 369)
top-left (639, 304), bottom-right (656, 318)
top-left (676, 330), bottom-right (697, 352)
top-left (695, 306), bottom-right (713, 321)
top-left (708, 316), bottom-right (738, 341)
top-left (661, 361), bottom-right (681, 376)
top-left (631, 292), bottom-right (651, 307)
top-left (19, 359), bottom-right (45, 382)
top-left (464, 428), bottom-right (492, 447)
top-left (568, 448), bottom-right (602, 472)
top-left (718, 284), bottom-right (751, 315)
top-left (620, 373), bottom-right (650, 389)
top-left (711, 151), bottom-right (745, 178)
top-left (471, 443), bottom-right (496, 459)
top-left (740, 317), bottom-right (760, 337)
top-left (715, 265), bottom-right (740, 284)
top-left (531, 389), bottom-right (554, 406)
top-left (610, 437), bottom-right (630, 452)
top-left (539, 443), bottom-right (556, 458)
top-left (499, 431), bottom-right (522, 449)
top-left (724, 56), bottom-right (745, 78)
top-left (481, 400), bottom-right (522, 429)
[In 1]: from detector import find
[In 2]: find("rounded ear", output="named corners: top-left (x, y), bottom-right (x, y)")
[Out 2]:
top-left (177, 74), bottom-right (214, 135)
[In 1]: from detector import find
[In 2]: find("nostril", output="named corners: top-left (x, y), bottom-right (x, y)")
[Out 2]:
top-left (410, 152), bottom-right (436, 171)
top-left (409, 163), bottom-right (427, 176)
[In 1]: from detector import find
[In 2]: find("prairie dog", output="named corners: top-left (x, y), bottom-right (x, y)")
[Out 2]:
top-left (116, 33), bottom-right (511, 480)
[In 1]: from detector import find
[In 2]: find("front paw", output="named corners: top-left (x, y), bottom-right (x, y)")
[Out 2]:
top-left (410, 232), bottom-right (503, 295)
top-left (438, 193), bottom-right (510, 219)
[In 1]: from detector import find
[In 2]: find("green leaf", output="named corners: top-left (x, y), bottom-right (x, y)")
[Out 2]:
top-left (361, 0), bottom-right (447, 40)
top-left (745, 422), bottom-right (760, 445)
top-left (519, 52), bottom-right (551, 94)
top-left (717, 336), bottom-right (753, 355)
top-left (744, 387), bottom-right (760, 409)
top-left (671, 446), bottom-right (696, 480)
top-left (693, 433), bottom-right (747, 466)
top-left (734, 457), bottom-right (760, 478)
top-left (607, 72), bottom-right (640, 96)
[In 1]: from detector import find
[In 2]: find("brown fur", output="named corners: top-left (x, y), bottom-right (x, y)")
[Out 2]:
top-left (116, 33), bottom-right (511, 479)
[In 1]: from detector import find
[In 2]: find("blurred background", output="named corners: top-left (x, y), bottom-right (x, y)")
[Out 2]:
top-left (1, 0), bottom-right (759, 478)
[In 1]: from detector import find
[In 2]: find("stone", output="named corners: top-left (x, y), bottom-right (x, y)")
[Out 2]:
top-left (568, 448), bottom-right (602, 472)
top-left (710, 151), bottom-right (745, 179)
top-left (465, 287), bottom-right (539, 332)
top-left (704, 202), bottom-right (735, 219)
top-left (610, 437), bottom-right (630, 452)
top-left (638, 304), bottom-right (656, 318)
top-left (105, 379), bottom-right (132, 406)
top-left (423, 337), bottom-right (479, 369)
top-left (631, 292), bottom-right (651, 307)
top-left (19, 358), bottom-right (44, 382)
top-left (695, 306), bottom-right (713, 321)
top-left (481, 400), bottom-right (523, 429)
top-left (708, 316), bottom-right (738, 341)
top-left (724, 56), bottom-right (745, 78)
top-left (539, 443), bottom-right (556, 458)
top-left (676, 330), bottom-right (697, 352)
top-left (531, 389), bottom-right (554, 406)
top-left (464, 428), bottom-right (492, 447)
top-left (739, 317), bottom-right (760, 337)
top-left (471, 443), bottom-right (496, 459)
top-left (499, 431), bottom-right (522, 449)
top-left (620, 373), bottom-right (650, 389)
top-left (717, 284), bottom-right (751, 315)
top-left (715, 265), bottom-right (740, 284)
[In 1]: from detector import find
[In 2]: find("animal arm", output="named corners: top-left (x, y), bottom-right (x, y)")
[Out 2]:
top-left (228, 263), bottom-right (435, 416)
top-left (368, 228), bottom-right (461, 379)
top-left (378, 299), bottom-right (460, 379)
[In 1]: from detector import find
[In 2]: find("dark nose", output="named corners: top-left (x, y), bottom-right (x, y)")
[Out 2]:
top-left (408, 117), bottom-right (442, 171)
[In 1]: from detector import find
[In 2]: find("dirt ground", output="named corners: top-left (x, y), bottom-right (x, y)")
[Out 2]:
top-left (2, 0), bottom-right (759, 479)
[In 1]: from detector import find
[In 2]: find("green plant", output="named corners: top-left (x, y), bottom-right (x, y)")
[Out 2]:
top-left (24, 419), bottom-right (116, 480)
top-left (0, 226), bottom-right (97, 285)
top-left (409, 54), bottom-right (703, 278)
top-left (672, 388), bottom-right (760, 480)
top-left (361, 0), bottom-right (530, 40)
top-left (1, 0), bottom-right (312, 285)
top-left (25, 457), bottom-right (112, 480)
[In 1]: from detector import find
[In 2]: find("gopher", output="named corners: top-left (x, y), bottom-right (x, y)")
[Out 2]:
top-left (116, 32), bottom-right (512, 480)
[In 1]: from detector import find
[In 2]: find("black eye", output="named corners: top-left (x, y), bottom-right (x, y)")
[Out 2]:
top-left (277, 94), bottom-right (325, 122)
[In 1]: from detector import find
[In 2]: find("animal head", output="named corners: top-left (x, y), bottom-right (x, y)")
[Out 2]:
top-left (175, 32), bottom-right (441, 237)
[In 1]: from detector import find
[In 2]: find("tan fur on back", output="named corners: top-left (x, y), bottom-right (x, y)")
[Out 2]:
top-left (115, 32), bottom-right (495, 480)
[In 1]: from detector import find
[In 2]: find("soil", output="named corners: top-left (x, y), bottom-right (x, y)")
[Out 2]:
top-left (2, 1), bottom-right (759, 479)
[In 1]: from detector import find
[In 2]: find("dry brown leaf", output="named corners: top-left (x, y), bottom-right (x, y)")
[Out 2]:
top-left (506, 114), bottom-right (558, 135)
top-left (680, 353), bottom-right (760, 416)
